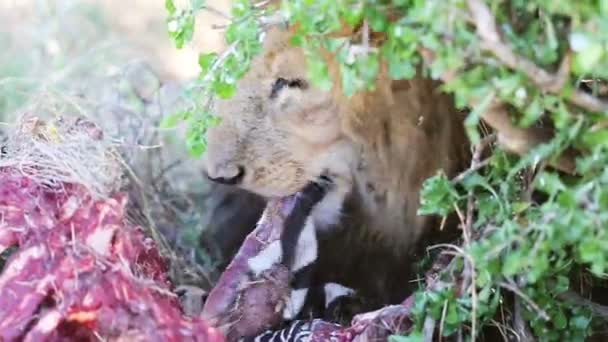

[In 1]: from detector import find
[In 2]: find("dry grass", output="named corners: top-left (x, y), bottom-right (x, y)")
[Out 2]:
top-left (0, 0), bottom-right (233, 290)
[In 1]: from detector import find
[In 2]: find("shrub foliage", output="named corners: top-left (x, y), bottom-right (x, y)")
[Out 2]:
top-left (165, 0), bottom-right (608, 340)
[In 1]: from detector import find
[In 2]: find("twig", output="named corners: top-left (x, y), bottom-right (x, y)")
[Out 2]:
top-left (362, 19), bottom-right (370, 52)
top-left (513, 297), bottom-right (536, 342)
top-left (489, 319), bottom-right (512, 342)
top-left (479, 101), bottom-right (577, 175)
top-left (151, 159), bottom-right (183, 185)
top-left (423, 316), bottom-right (437, 342)
top-left (451, 158), bottom-right (491, 184)
top-left (203, 42), bottom-right (238, 85)
top-left (211, 24), bottom-right (229, 30)
top-left (258, 11), bottom-right (289, 28)
top-left (461, 135), bottom-right (494, 340)
top-left (439, 300), bottom-right (448, 340)
top-left (466, 0), bottom-right (608, 114)
top-left (346, 45), bottom-right (379, 64)
top-left (192, 42), bottom-right (239, 109)
top-left (202, 5), bottom-right (232, 20)
top-left (253, 0), bottom-right (272, 8)
top-left (212, 11), bottom-right (287, 30)
top-left (499, 281), bottom-right (550, 321)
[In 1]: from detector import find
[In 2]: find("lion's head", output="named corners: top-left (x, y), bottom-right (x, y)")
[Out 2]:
top-left (202, 27), bottom-right (359, 198)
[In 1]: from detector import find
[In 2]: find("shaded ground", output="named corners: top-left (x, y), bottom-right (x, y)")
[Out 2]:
top-left (0, 0), bottom-right (229, 83)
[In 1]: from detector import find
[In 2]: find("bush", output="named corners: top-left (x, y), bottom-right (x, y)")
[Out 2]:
top-left (165, 0), bottom-right (608, 340)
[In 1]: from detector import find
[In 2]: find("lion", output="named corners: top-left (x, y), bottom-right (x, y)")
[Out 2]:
top-left (201, 23), bottom-right (471, 317)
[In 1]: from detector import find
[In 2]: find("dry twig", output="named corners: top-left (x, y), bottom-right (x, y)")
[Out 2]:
top-left (500, 281), bottom-right (550, 321)
top-left (423, 316), bottom-right (437, 342)
top-left (514, 297), bottom-right (536, 342)
top-left (479, 101), bottom-right (578, 174)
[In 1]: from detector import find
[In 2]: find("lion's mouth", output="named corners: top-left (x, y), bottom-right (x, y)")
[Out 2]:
top-left (206, 166), bottom-right (245, 186)
top-left (293, 173), bottom-right (333, 197)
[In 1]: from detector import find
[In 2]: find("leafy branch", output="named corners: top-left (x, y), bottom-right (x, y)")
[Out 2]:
top-left (466, 0), bottom-right (608, 114)
top-left (164, 0), bottom-right (608, 340)
top-left (162, 0), bottom-right (286, 156)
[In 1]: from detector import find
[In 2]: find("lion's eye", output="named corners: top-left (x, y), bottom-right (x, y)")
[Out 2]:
top-left (270, 77), bottom-right (307, 98)
top-left (287, 79), bottom-right (306, 88)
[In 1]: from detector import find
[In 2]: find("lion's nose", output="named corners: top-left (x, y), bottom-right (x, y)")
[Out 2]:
top-left (206, 165), bottom-right (246, 186)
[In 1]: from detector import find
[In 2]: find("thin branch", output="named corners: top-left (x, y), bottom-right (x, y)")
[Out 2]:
top-left (212, 10), bottom-right (288, 32)
top-left (452, 133), bottom-right (496, 184)
top-left (461, 136), bottom-right (492, 340)
top-left (211, 23), bottom-right (229, 30)
top-left (259, 11), bottom-right (289, 27)
top-left (362, 19), bottom-right (370, 52)
top-left (452, 158), bottom-right (491, 183)
top-left (253, 0), bottom-right (272, 8)
top-left (440, 300), bottom-right (448, 339)
top-left (190, 41), bottom-right (239, 109)
top-left (202, 5), bottom-right (232, 20)
top-left (499, 282), bottom-right (550, 321)
top-left (423, 316), bottom-right (437, 342)
top-left (480, 101), bottom-right (578, 175)
top-left (466, 0), bottom-right (608, 114)
top-left (513, 297), bottom-right (536, 342)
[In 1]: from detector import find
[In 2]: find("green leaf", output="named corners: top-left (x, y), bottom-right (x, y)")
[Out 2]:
top-left (198, 52), bottom-right (218, 75)
top-left (553, 275), bottom-right (570, 294)
top-left (306, 54), bottom-right (333, 91)
top-left (290, 33), bottom-right (304, 47)
top-left (190, 0), bottom-right (204, 11)
top-left (573, 45), bottom-right (604, 74)
top-left (343, 4), bottom-right (363, 26)
top-left (231, 0), bottom-right (250, 17)
top-left (389, 58), bottom-right (416, 80)
top-left (368, 8), bottom-right (388, 32)
top-left (570, 315), bottom-right (591, 330)
top-left (554, 308), bottom-right (568, 330)
top-left (579, 238), bottom-right (601, 262)
top-left (225, 24), bottom-right (239, 44)
top-left (512, 201), bottom-right (531, 214)
top-left (570, 32), bottom-right (605, 74)
top-left (165, 0), bottom-right (176, 14)
top-left (466, 90), bottom-right (495, 145)
top-left (389, 331), bottom-right (423, 342)
top-left (160, 111), bottom-right (186, 128)
top-left (581, 129), bottom-right (608, 148)
top-left (418, 172), bottom-right (459, 216)
top-left (214, 81), bottom-right (237, 99)
top-left (536, 172), bottom-right (566, 196)
top-left (601, 0), bottom-right (608, 16)
top-left (186, 133), bottom-right (206, 157)
top-left (325, 37), bottom-right (348, 53)
top-left (520, 95), bottom-right (544, 127)
top-left (502, 250), bottom-right (525, 277)
top-left (445, 303), bottom-right (460, 325)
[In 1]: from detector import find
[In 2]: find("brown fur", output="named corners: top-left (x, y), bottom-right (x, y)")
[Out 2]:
top-left (203, 24), bottom-right (470, 308)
